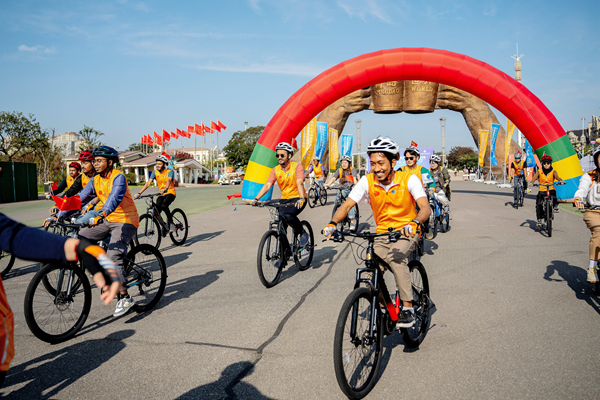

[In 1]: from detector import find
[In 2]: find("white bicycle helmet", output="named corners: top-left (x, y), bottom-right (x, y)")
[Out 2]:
top-left (430, 154), bottom-right (441, 163)
top-left (275, 142), bottom-right (294, 153)
top-left (404, 146), bottom-right (420, 157)
top-left (366, 136), bottom-right (399, 155)
top-left (156, 154), bottom-right (169, 163)
top-left (340, 155), bottom-right (352, 162)
top-left (514, 152), bottom-right (522, 160)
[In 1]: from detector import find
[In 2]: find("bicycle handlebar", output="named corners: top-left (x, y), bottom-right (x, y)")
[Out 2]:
top-left (136, 193), bottom-right (159, 199)
top-left (532, 181), bottom-right (566, 187)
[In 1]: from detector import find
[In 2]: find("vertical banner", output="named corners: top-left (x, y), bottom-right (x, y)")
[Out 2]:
top-left (341, 134), bottom-right (353, 158)
top-left (300, 118), bottom-right (318, 170)
top-left (523, 139), bottom-right (536, 167)
top-left (505, 119), bottom-right (516, 164)
top-left (489, 123), bottom-right (500, 166)
top-left (478, 130), bottom-right (489, 168)
top-left (315, 122), bottom-right (328, 160)
top-left (329, 128), bottom-right (339, 170)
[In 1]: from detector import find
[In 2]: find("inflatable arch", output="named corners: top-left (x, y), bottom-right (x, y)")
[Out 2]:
top-left (242, 47), bottom-right (582, 201)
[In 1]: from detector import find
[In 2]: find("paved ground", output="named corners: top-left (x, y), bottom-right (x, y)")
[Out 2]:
top-left (1, 180), bottom-right (599, 399)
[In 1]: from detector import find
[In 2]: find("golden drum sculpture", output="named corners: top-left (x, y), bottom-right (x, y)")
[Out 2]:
top-left (404, 80), bottom-right (439, 113)
top-left (371, 81), bottom-right (404, 113)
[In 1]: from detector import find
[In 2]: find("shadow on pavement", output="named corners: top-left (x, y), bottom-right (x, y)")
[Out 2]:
top-left (162, 251), bottom-right (193, 268)
top-left (1, 330), bottom-right (135, 399)
top-left (544, 260), bottom-right (600, 315)
top-left (278, 246), bottom-right (338, 286)
top-left (520, 219), bottom-right (541, 233)
top-left (453, 189), bottom-right (536, 200)
top-left (423, 239), bottom-right (438, 256)
top-left (2, 262), bottom-right (41, 280)
top-left (161, 231), bottom-right (225, 252)
top-left (174, 361), bottom-right (275, 400)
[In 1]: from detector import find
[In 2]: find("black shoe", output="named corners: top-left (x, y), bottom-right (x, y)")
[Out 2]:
top-left (396, 309), bottom-right (415, 328)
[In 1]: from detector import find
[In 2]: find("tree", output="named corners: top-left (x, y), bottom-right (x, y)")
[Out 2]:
top-left (37, 128), bottom-right (66, 183)
top-left (0, 110), bottom-right (48, 161)
top-left (223, 126), bottom-right (264, 168)
top-left (447, 146), bottom-right (476, 167)
top-left (457, 153), bottom-right (478, 168)
top-left (127, 143), bottom-right (142, 151)
top-left (77, 125), bottom-right (104, 152)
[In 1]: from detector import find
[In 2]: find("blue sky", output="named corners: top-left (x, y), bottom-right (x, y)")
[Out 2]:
top-left (1, 0), bottom-right (598, 154)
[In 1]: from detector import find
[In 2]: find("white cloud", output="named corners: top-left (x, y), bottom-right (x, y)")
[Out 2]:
top-left (247, 0), bottom-right (261, 12)
top-left (189, 62), bottom-right (322, 77)
top-left (18, 45), bottom-right (41, 52)
top-left (17, 45), bottom-right (56, 54)
top-left (337, 0), bottom-right (403, 24)
top-left (483, 4), bottom-right (497, 16)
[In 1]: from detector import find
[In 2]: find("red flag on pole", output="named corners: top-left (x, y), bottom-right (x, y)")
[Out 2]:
top-left (217, 120), bottom-right (226, 130)
top-left (410, 141), bottom-right (418, 147)
top-left (291, 137), bottom-right (298, 149)
top-left (52, 195), bottom-right (82, 211)
top-left (176, 128), bottom-right (183, 137)
top-left (195, 123), bottom-right (205, 136)
top-left (211, 121), bottom-right (221, 133)
top-left (147, 135), bottom-right (153, 145)
top-left (140, 136), bottom-right (144, 144)
top-left (163, 129), bottom-right (170, 142)
top-left (171, 131), bottom-right (178, 139)
top-left (154, 131), bottom-right (162, 146)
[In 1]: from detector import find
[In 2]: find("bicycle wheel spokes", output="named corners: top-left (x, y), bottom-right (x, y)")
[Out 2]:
top-left (169, 209), bottom-right (188, 246)
top-left (294, 222), bottom-right (314, 271)
top-left (401, 261), bottom-right (430, 348)
top-left (136, 214), bottom-right (161, 248)
top-left (125, 244), bottom-right (167, 312)
top-left (257, 231), bottom-right (283, 287)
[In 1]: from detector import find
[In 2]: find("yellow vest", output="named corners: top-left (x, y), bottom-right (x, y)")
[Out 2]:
top-left (367, 170), bottom-right (417, 233)
top-left (94, 169), bottom-right (139, 227)
top-left (313, 163), bottom-right (324, 178)
top-left (513, 160), bottom-right (525, 175)
top-left (154, 168), bottom-right (176, 196)
top-left (538, 170), bottom-right (555, 191)
top-left (275, 161), bottom-right (301, 199)
top-left (66, 175), bottom-right (76, 189)
top-left (81, 173), bottom-right (91, 189)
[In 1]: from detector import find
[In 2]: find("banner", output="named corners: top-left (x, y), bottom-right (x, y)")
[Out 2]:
top-left (315, 122), bottom-right (328, 161)
top-left (478, 130), bottom-right (489, 168)
top-left (489, 123), bottom-right (500, 166)
top-left (300, 117), bottom-right (318, 170)
top-left (329, 128), bottom-right (339, 170)
top-left (505, 119), bottom-right (515, 164)
top-left (523, 138), bottom-right (536, 167)
top-left (341, 134), bottom-right (353, 158)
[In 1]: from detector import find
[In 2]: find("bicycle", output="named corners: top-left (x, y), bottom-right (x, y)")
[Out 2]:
top-left (330, 227), bottom-right (432, 399)
top-left (329, 186), bottom-right (360, 233)
top-left (255, 202), bottom-right (315, 288)
top-left (0, 250), bottom-right (15, 279)
top-left (533, 181), bottom-right (565, 237)
top-left (24, 219), bottom-right (167, 344)
top-left (426, 189), bottom-right (450, 240)
top-left (513, 174), bottom-right (526, 208)
top-left (134, 193), bottom-right (189, 248)
top-left (307, 178), bottom-right (327, 208)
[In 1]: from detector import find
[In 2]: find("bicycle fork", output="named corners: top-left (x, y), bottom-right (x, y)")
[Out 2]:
top-left (56, 268), bottom-right (76, 301)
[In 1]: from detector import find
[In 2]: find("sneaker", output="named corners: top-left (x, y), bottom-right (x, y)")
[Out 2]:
top-left (588, 267), bottom-right (598, 283)
top-left (537, 219), bottom-right (543, 227)
top-left (396, 309), bottom-right (415, 329)
top-left (298, 232), bottom-right (309, 247)
top-left (168, 223), bottom-right (176, 233)
top-left (113, 295), bottom-right (135, 317)
top-left (554, 206), bottom-right (560, 213)
top-left (350, 220), bottom-right (357, 231)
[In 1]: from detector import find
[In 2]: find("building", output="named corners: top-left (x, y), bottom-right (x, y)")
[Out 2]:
top-left (52, 131), bottom-right (82, 154)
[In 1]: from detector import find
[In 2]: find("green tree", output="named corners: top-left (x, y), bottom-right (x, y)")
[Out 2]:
top-left (223, 126), bottom-right (264, 168)
top-left (0, 110), bottom-right (48, 161)
top-left (457, 153), bottom-right (478, 168)
top-left (447, 146), bottom-right (476, 167)
top-left (127, 143), bottom-right (142, 151)
top-left (77, 125), bottom-right (104, 152)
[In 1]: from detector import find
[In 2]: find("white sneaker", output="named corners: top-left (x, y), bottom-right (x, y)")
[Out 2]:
top-left (113, 296), bottom-right (135, 317)
top-left (587, 267), bottom-right (598, 283)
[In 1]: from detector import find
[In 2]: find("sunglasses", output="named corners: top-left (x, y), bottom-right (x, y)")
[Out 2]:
top-left (276, 154), bottom-right (287, 159)
top-left (542, 161), bottom-right (551, 164)
top-left (405, 157), bottom-right (416, 161)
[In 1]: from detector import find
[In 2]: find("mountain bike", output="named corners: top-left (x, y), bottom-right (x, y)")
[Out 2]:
top-left (330, 227), bottom-right (432, 399)
top-left (0, 251), bottom-right (15, 279)
top-left (513, 174), bottom-right (526, 208)
top-left (134, 193), bottom-right (189, 248)
top-left (307, 178), bottom-right (327, 208)
top-left (255, 202), bottom-right (315, 288)
top-left (329, 186), bottom-right (360, 233)
top-left (534, 181), bottom-right (565, 237)
top-left (24, 219), bottom-right (167, 344)
top-left (426, 189), bottom-right (449, 240)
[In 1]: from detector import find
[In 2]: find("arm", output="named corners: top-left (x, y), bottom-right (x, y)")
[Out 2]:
top-left (530, 172), bottom-right (539, 184)
top-left (136, 177), bottom-right (153, 196)
top-left (99, 175), bottom-right (127, 216)
top-left (163, 171), bottom-right (174, 193)
top-left (442, 168), bottom-right (451, 184)
top-left (78, 177), bottom-right (97, 206)
top-left (63, 175), bottom-right (83, 197)
top-left (253, 181), bottom-right (273, 202)
top-left (415, 197), bottom-right (431, 225)
top-left (574, 174), bottom-right (592, 206)
top-left (326, 170), bottom-right (340, 187)
top-left (553, 170), bottom-right (563, 182)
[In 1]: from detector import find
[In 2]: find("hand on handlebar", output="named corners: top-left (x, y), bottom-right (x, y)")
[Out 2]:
top-left (296, 198), bottom-right (305, 209)
top-left (75, 239), bottom-right (123, 305)
top-left (574, 197), bottom-right (585, 209)
top-left (400, 224), bottom-right (414, 238)
top-left (89, 212), bottom-right (106, 227)
top-left (322, 223), bottom-right (337, 240)
top-left (43, 216), bottom-right (57, 228)
top-left (134, 193), bottom-right (141, 199)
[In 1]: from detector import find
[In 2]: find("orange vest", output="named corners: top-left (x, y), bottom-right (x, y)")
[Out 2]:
top-left (275, 161), bottom-right (301, 199)
top-left (338, 168), bottom-right (355, 184)
top-left (154, 168), bottom-right (176, 196)
top-left (94, 169), bottom-right (139, 227)
top-left (313, 163), bottom-right (324, 178)
top-left (513, 160), bottom-right (525, 175)
top-left (538, 170), bottom-right (555, 191)
top-left (0, 278), bottom-right (14, 372)
top-left (367, 170), bottom-right (418, 233)
top-left (66, 175), bottom-right (76, 189)
top-left (81, 173), bottom-right (91, 189)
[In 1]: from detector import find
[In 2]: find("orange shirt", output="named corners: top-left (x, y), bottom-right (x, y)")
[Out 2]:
top-left (94, 169), bottom-right (139, 227)
top-left (367, 170), bottom-right (418, 233)
top-left (154, 168), bottom-right (176, 196)
top-left (267, 162), bottom-right (305, 199)
top-left (0, 278), bottom-right (14, 372)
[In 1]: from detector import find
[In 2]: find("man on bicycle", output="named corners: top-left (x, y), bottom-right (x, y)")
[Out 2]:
top-left (530, 154), bottom-right (563, 227)
top-left (135, 154), bottom-right (176, 232)
top-left (251, 142), bottom-right (309, 247)
top-left (428, 154), bottom-right (450, 211)
top-left (325, 155), bottom-right (358, 229)
top-left (308, 157), bottom-right (326, 190)
top-left (46, 162), bottom-right (82, 199)
top-left (510, 151), bottom-right (528, 195)
top-left (323, 137), bottom-right (431, 328)
top-left (77, 145), bottom-right (140, 317)
top-left (401, 144), bottom-right (435, 190)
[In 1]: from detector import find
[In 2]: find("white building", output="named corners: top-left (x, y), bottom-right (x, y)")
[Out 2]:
top-left (52, 131), bottom-right (82, 154)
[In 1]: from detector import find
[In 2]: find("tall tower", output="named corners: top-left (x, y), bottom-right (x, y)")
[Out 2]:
top-left (511, 44), bottom-right (524, 147)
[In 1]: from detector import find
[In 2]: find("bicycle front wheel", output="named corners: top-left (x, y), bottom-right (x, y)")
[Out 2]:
top-left (333, 287), bottom-right (383, 399)
top-left (169, 208), bottom-right (188, 246)
top-left (400, 261), bottom-right (431, 348)
top-left (124, 244), bottom-right (167, 312)
top-left (135, 213), bottom-right (162, 249)
top-left (294, 221), bottom-right (314, 271)
top-left (24, 263), bottom-right (91, 344)
top-left (319, 188), bottom-right (328, 206)
top-left (514, 186), bottom-right (520, 209)
top-left (257, 230), bottom-right (283, 288)
top-left (546, 203), bottom-right (553, 237)
top-left (440, 210), bottom-right (450, 233)
top-left (426, 209), bottom-right (438, 240)
top-left (0, 251), bottom-right (15, 279)
top-left (307, 188), bottom-right (316, 208)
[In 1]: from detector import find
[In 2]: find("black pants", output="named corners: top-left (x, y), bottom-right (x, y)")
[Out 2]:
top-left (279, 198), bottom-right (306, 235)
top-left (156, 194), bottom-right (176, 225)
top-left (536, 189), bottom-right (557, 219)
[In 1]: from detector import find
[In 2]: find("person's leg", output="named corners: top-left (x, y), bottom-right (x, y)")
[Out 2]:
top-left (160, 194), bottom-right (176, 227)
top-left (107, 222), bottom-right (137, 316)
top-left (583, 211), bottom-right (600, 282)
top-left (279, 199), bottom-right (304, 235)
top-left (550, 189), bottom-right (558, 210)
top-left (435, 191), bottom-right (449, 210)
top-left (155, 195), bottom-right (167, 226)
top-left (341, 189), bottom-right (355, 219)
top-left (536, 192), bottom-right (545, 221)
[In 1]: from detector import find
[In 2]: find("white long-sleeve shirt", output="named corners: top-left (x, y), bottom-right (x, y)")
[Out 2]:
top-left (574, 173), bottom-right (600, 206)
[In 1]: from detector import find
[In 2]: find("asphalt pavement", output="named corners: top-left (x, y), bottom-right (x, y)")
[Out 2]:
top-left (1, 180), bottom-right (599, 399)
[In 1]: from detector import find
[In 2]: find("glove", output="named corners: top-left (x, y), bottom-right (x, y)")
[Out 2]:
top-left (75, 239), bottom-right (123, 284)
top-left (322, 223), bottom-right (337, 237)
top-left (43, 216), bottom-right (57, 228)
top-left (89, 212), bottom-right (106, 227)
top-left (159, 190), bottom-right (165, 195)
top-left (49, 206), bottom-right (59, 215)
top-left (296, 198), bottom-right (305, 208)
top-left (134, 193), bottom-right (141, 199)
top-left (82, 202), bottom-right (96, 214)
top-left (401, 224), bottom-right (414, 236)
top-left (250, 198), bottom-right (258, 206)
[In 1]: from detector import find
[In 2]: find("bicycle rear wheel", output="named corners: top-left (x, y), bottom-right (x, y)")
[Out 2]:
top-left (440, 211), bottom-right (450, 233)
top-left (426, 209), bottom-right (438, 240)
top-left (294, 221), bottom-right (314, 271)
top-left (319, 188), bottom-right (328, 206)
top-left (24, 263), bottom-right (91, 344)
top-left (308, 188), bottom-right (316, 208)
top-left (169, 208), bottom-right (188, 246)
top-left (400, 261), bottom-right (431, 348)
top-left (257, 230), bottom-right (283, 288)
top-left (0, 251), bottom-right (15, 279)
top-left (514, 186), bottom-right (520, 209)
top-left (546, 203), bottom-right (553, 237)
top-left (519, 185), bottom-right (525, 207)
top-left (124, 244), bottom-right (167, 312)
top-left (135, 213), bottom-right (162, 249)
top-left (333, 287), bottom-right (383, 399)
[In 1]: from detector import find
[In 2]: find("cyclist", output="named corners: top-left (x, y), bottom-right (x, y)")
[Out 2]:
top-left (0, 213), bottom-right (123, 387)
top-left (250, 142), bottom-right (309, 248)
top-left (308, 157), bottom-right (326, 191)
top-left (135, 154), bottom-right (176, 232)
top-left (510, 151), bottom-right (528, 198)
top-left (530, 154), bottom-right (563, 227)
top-left (323, 137), bottom-right (431, 328)
top-left (401, 145), bottom-right (435, 190)
top-left (428, 154), bottom-right (450, 211)
top-left (77, 145), bottom-right (140, 317)
top-left (45, 162), bottom-right (81, 199)
top-left (574, 147), bottom-right (600, 283)
top-left (325, 155), bottom-right (358, 230)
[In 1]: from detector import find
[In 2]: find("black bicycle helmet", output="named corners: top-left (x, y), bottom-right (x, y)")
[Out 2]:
top-left (93, 146), bottom-right (119, 163)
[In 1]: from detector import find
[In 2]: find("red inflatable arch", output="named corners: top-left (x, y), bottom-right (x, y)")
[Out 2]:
top-left (243, 48), bottom-right (580, 200)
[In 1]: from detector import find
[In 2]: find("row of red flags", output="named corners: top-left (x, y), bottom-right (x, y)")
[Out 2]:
top-left (140, 121), bottom-right (227, 146)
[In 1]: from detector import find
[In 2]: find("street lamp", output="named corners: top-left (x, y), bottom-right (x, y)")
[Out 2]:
top-left (244, 121), bottom-right (248, 131)
top-left (354, 119), bottom-right (361, 169)
top-left (582, 117), bottom-right (586, 142)
top-left (440, 117), bottom-right (447, 166)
